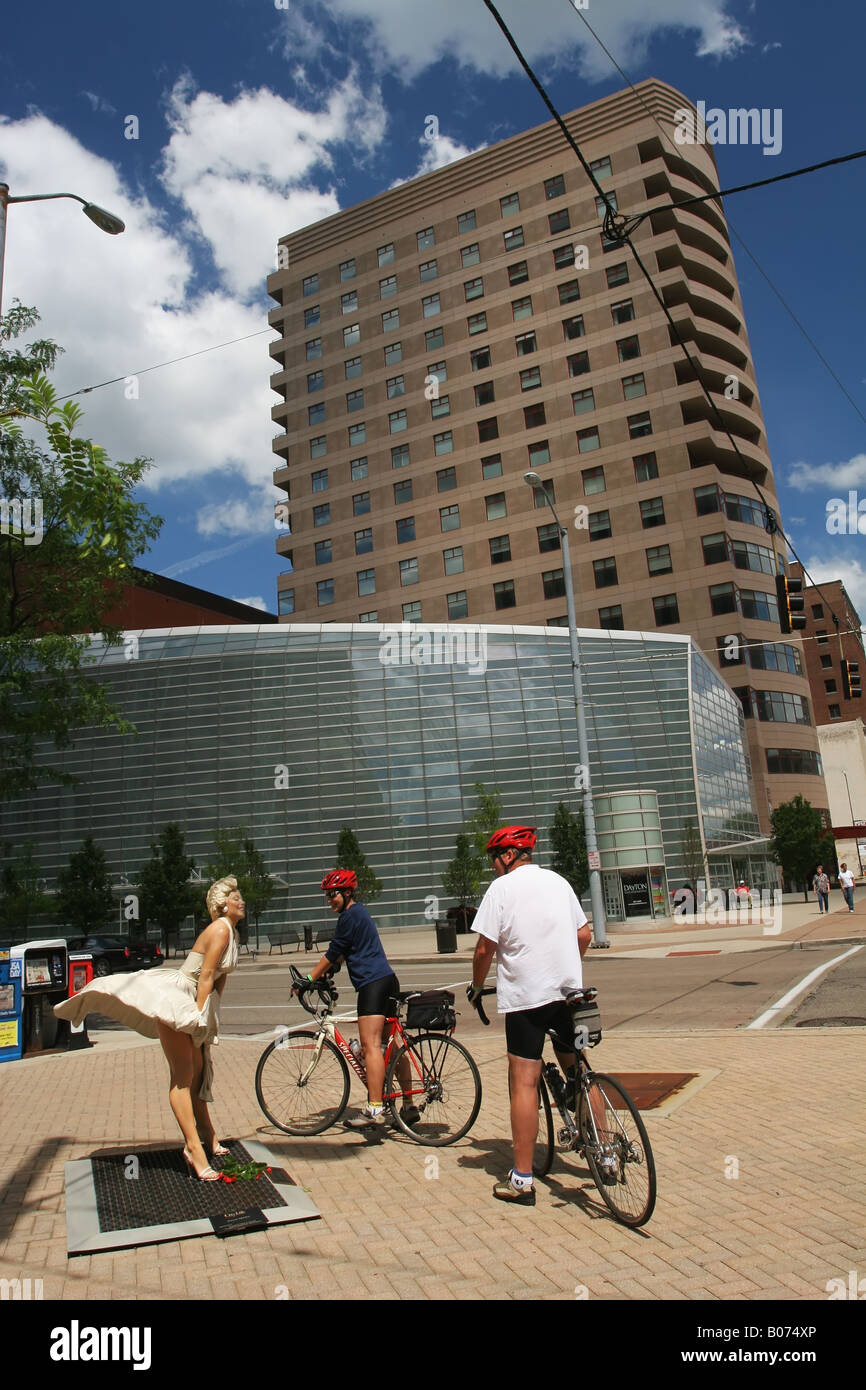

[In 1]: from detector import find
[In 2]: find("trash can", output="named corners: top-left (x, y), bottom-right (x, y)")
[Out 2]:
top-left (435, 919), bottom-right (457, 954)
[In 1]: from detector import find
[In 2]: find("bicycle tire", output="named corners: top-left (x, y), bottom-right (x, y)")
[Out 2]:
top-left (507, 1070), bottom-right (555, 1178)
top-left (255, 1030), bottom-right (350, 1135)
top-left (579, 1071), bottom-right (656, 1227)
top-left (385, 1033), bottom-right (482, 1145)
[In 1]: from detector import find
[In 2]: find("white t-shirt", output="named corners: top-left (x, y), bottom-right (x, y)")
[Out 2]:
top-left (839, 869), bottom-right (855, 888)
top-left (472, 863), bottom-right (586, 1013)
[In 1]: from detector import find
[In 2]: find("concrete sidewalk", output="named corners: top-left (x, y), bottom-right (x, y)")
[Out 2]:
top-left (1, 1015), bottom-right (864, 1300)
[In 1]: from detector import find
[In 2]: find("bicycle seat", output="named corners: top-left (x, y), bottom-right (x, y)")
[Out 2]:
top-left (566, 986), bottom-right (597, 1006)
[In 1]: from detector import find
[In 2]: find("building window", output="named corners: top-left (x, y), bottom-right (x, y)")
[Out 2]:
top-left (588, 509), bottom-right (611, 541)
top-left (537, 522), bottom-right (560, 553)
top-left (709, 582), bottom-right (737, 615)
top-left (419, 260), bottom-right (438, 283)
top-left (468, 312), bottom-right (488, 334)
top-left (628, 412), bottom-right (652, 438)
top-left (379, 275), bottom-right (397, 298)
top-left (386, 374), bottom-right (405, 399)
top-left (457, 209), bottom-right (477, 233)
top-left (400, 557), bottom-right (419, 586)
top-left (341, 291), bottom-right (358, 314)
top-left (766, 748), bottom-right (824, 777)
top-left (749, 642), bottom-right (802, 675)
top-left (344, 356), bottom-right (362, 379)
top-left (438, 504), bottom-right (460, 532)
top-left (572, 388), bottom-right (595, 414)
top-left (343, 322), bottom-right (360, 347)
top-left (359, 610), bottom-right (378, 622)
top-left (346, 388), bottom-right (364, 413)
top-left (475, 380), bottom-right (495, 406)
top-left (340, 258), bottom-right (356, 280)
top-left (479, 417), bottom-right (499, 442)
top-left (524, 402), bottom-right (546, 429)
top-left (427, 360), bottom-right (447, 384)
top-left (549, 209), bottom-right (570, 234)
top-left (447, 590), bottom-right (468, 619)
top-left (357, 568), bottom-right (376, 596)
top-left (829, 704), bottom-right (842, 719)
top-left (489, 534), bottom-right (511, 564)
top-left (825, 679), bottom-right (838, 694)
top-left (313, 503), bottom-right (330, 527)
top-left (754, 690), bottom-right (811, 725)
top-left (593, 557), bottom-right (618, 588)
top-left (640, 496), bottom-right (665, 529)
top-left (378, 243), bottom-right (395, 266)
top-left (611, 299), bottom-right (635, 325)
top-left (304, 305), bottom-right (320, 328)
top-left (577, 426), bottom-right (600, 453)
top-left (545, 174), bottom-right (566, 199)
top-left (348, 421), bottom-right (366, 445)
top-left (382, 308), bottom-right (400, 333)
top-left (622, 373), bottom-right (647, 400)
top-left (393, 479), bottom-right (412, 504)
top-left (486, 492), bottom-right (507, 521)
top-left (402, 601), bottom-right (422, 622)
top-left (553, 244), bottom-right (575, 270)
top-left (389, 408), bottom-right (407, 433)
top-left (567, 351), bottom-right (590, 377)
top-left (308, 402), bottom-right (325, 426)
top-left (558, 279), bottom-right (581, 306)
top-left (391, 443), bottom-right (410, 469)
top-left (695, 483), bottom-right (722, 515)
top-left (647, 544), bottom-right (672, 575)
top-left (471, 345), bottom-right (491, 371)
top-left (306, 337), bottom-right (322, 360)
top-left (303, 274), bottom-right (318, 297)
top-left (353, 491), bottom-right (371, 515)
top-left (515, 330), bottom-right (537, 356)
top-left (582, 464), bottom-right (605, 494)
top-left (317, 579), bottom-right (334, 606)
top-left (653, 593), bottom-right (679, 626)
top-left (528, 440), bottom-right (551, 468)
top-left (431, 393), bottom-right (451, 419)
top-left (520, 366), bottom-right (541, 391)
top-left (315, 538), bottom-right (332, 565)
top-left (500, 193), bottom-right (520, 217)
top-left (384, 341), bottom-right (403, 366)
top-left (437, 467), bottom-right (457, 492)
top-left (511, 297), bottom-right (533, 321)
top-left (563, 315), bottom-right (585, 340)
top-left (312, 468), bottom-right (328, 492)
top-left (543, 568), bottom-right (566, 599)
top-left (503, 225), bottom-right (525, 252)
top-left (599, 604), bottom-right (623, 630)
top-left (816, 629), bottom-right (828, 644)
top-left (606, 261), bottom-right (628, 287)
top-left (618, 336), bottom-right (641, 362)
top-left (812, 603), bottom-right (824, 618)
top-left (461, 243), bottom-right (481, 268)
top-left (351, 456), bottom-right (368, 481)
top-left (732, 539), bottom-right (776, 575)
top-left (422, 294), bottom-right (441, 319)
top-left (507, 260), bottom-right (529, 286)
top-left (595, 191), bottom-right (618, 217)
top-left (634, 452), bottom-right (658, 483)
top-left (702, 533), bottom-right (728, 565)
top-left (434, 431), bottom-right (454, 456)
top-left (482, 453), bottom-right (502, 479)
top-left (591, 155), bottom-right (613, 179)
top-left (278, 589), bottom-right (294, 616)
top-left (310, 436), bottom-right (327, 459)
top-left (396, 516), bottom-right (415, 544)
top-left (417, 226), bottom-right (435, 251)
top-left (740, 588), bottom-right (780, 624)
top-left (533, 478), bottom-right (555, 508)
top-left (820, 653), bottom-right (833, 669)
top-left (354, 527), bottom-right (373, 555)
top-left (494, 579), bottom-right (516, 609)
top-left (444, 547), bottom-right (464, 575)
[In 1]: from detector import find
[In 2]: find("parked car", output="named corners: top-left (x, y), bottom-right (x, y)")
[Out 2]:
top-left (67, 935), bottom-right (163, 977)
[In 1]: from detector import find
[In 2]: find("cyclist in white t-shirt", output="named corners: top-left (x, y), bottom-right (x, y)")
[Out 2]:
top-left (468, 825), bottom-right (591, 1206)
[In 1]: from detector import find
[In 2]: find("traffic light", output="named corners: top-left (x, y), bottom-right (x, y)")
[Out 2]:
top-left (775, 573), bottom-right (806, 634)
top-left (841, 659), bottom-right (862, 699)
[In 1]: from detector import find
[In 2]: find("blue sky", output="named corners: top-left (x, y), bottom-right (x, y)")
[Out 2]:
top-left (1, 0), bottom-right (864, 613)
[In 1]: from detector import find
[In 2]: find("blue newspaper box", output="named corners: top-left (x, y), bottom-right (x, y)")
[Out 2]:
top-left (0, 947), bottom-right (23, 1063)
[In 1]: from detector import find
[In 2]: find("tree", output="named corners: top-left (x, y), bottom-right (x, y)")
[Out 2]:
top-left (465, 780), bottom-right (504, 892)
top-left (203, 826), bottom-right (276, 948)
top-left (335, 826), bottom-right (382, 902)
top-left (137, 823), bottom-right (199, 953)
top-left (679, 817), bottom-right (707, 890)
top-left (770, 795), bottom-right (826, 899)
top-left (55, 835), bottom-right (114, 935)
top-left (0, 842), bottom-right (51, 939)
top-left (0, 304), bottom-right (162, 800)
top-left (441, 832), bottom-right (482, 908)
top-left (549, 801), bottom-right (588, 897)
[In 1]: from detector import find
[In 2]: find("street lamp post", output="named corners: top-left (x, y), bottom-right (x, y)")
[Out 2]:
top-left (0, 183), bottom-right (125, 315)
top-left (524, 471), bottom-right (608, 946)
top-left (839, 770), bottom-right (864, 876)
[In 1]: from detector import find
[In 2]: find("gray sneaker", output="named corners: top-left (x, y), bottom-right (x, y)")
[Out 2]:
top-left (344, 1107), bottom-right (387, 1129)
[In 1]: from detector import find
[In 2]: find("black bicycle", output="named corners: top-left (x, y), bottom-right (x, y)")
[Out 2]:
top-left (475, 986), bottom-right (656, 1227)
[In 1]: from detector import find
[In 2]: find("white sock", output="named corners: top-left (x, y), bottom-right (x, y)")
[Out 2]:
top-left (511, 1169), bottom-right (533, 1191)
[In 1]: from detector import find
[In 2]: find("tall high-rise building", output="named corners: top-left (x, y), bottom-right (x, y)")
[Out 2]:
top-left (267, 79), bottom-right (825, 834)
top-left (787, 566), bottom-right (865, 726)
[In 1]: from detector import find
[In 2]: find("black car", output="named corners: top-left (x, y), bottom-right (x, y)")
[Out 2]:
top-left (68, 936), bottom-right (163, 977)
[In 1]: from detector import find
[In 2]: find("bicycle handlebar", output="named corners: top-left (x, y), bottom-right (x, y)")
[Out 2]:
top-left (473, 986), bottom-right (497, 1027)
top-left (290, 963), bottom-right (339, 1015)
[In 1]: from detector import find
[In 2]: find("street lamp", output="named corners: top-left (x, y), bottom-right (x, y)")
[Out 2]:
top-left (0, 183), bottom-right (125, 314)
top-left (524, 471), bottom-right (608, 946)
top-left (836, 768), bottom-right (864, 876)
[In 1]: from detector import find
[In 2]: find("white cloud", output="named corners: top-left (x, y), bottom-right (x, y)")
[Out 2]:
top-left (760, 41), bottom-right (782, 54)
top-left (391, 131), bottom-right (486, 188)
top-left (316, 0), bottom-right (748, 81)
top-left (82, 91), bottom-right (117, 116)
top-left (233, 594), bottom-right (268, 611)
top-left (788, 453), bottom-right (866, 492)
top-left (196, 492), bottom-right (279, 538)
top-left (159, 536), bottom-right (263, 579)
top-left (802, 554), bottom-right (866, 624)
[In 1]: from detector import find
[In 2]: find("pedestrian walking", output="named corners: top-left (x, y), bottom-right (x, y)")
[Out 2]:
top-left (839, 863), bottom-right (856, 913)
top-left (813, 865), bottom-right (830, 914)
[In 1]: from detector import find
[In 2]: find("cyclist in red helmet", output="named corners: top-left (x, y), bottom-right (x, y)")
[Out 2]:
top-left (294, 869), bottom-right (417, 1128)
top-left (468, 825), bottom-right (591, 1205)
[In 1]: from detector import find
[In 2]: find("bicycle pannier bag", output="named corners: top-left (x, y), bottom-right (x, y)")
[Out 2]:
top-left (569, 997), bottom-right (602, 1047)
top-left (405, 989), bottom-right (456, 1032)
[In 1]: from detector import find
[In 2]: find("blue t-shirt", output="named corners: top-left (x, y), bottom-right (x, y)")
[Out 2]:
top-left (324, 902), bottom-right (392, 991)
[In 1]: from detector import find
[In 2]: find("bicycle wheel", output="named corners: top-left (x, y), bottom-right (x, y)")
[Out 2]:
top-left (385, 1033), bottom-right (481, 1145)
top-left (507, 1069), bottom-right (554, 1178)
top-left (578, 1071), bottom-right (656, 1227)
top-left (255, 1030), bottom-right (350, 1135)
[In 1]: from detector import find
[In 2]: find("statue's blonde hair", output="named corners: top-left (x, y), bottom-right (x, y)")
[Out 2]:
top-left (206, 875), bottom-right (238, 921)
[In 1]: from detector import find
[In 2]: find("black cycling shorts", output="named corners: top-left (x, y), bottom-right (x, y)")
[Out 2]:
top-left (356, 972), bottom-right (400, 1019)
top-left (505, 1000), bottom-right (575, 1060)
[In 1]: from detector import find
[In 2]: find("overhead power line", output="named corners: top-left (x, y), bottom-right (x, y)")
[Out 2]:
top-left (56, 328), bottom-right (272, 403)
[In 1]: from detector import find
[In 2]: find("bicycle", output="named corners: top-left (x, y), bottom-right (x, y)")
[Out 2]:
top-left (255, 965), bottom-right (482, 1146)
top-left (475, 986), bottom-right (656, 1227)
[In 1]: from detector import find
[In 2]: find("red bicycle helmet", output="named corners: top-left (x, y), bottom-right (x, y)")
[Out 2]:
top-left (486, 825), bottom-right (537, 853)
top-left (320, 869), bottom-right (358, 893)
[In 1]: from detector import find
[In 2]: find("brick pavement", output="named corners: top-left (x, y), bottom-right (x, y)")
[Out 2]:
top-left (1, 1023), bottom-right (865, 1301)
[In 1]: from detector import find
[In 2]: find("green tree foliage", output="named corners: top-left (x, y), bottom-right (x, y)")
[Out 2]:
top-left (137, 823), bottom-right (199, 952)
top-left (441, 831), bottom-right (482, 906)
top-left (335, 826), bottom-right (382, 903)
top-left (770, 795), bottom-right (826, 898)
top-left (204, 826), bottom-right (276, 947)
top-left (55, 834), bottom-right (114, 934)
top-left (0, 842), bottom-right (51, 938)
top-left (678, 817), bottom-right (707, 889)
top-left (465, 780), bottom-right (504, 892)
top-left (0, 304), bottom-right (162, 800)
top-left (549, 801), bottom-right (588, 896)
